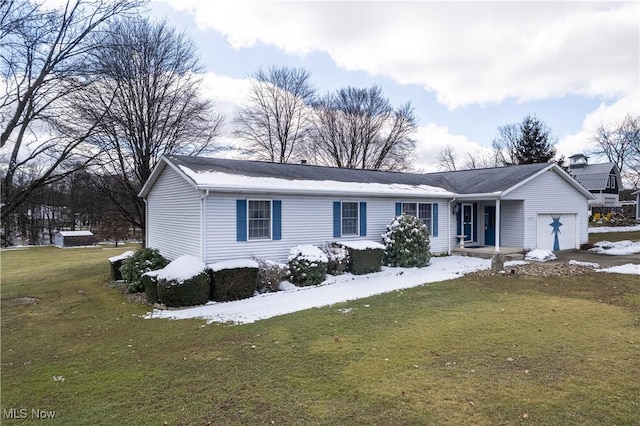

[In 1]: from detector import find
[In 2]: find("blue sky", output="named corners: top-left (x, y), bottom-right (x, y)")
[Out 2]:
top-left (148, 0), bottom-right (639, 172)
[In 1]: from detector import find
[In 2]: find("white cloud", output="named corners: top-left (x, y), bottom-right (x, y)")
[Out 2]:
top-left (154, 0), bottom-right (638, 108)
top-left (413, 124), bottom-right (488, 173)
top-left (556, 93), bottom-right (640, 161)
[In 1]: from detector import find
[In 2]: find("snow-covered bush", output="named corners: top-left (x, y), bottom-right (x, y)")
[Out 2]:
top-left (209, 259), bottom-right (259, 302)
top-left (156, 255), bottom-right (210, 307)
top-left (120, 248), bottom-right (169, 293)
top-left (320, 243), bottom-right (349, 276)
top-left (382, 215), bottom-right (431, 267)
top-left (109, 250), bottom-right (134, 281)
top-left (288, 245), bottom-right (328, 286)
top-left (253, 257), bottom-right (289, 293)
top-left (337, 240), bottom-right (385, 275)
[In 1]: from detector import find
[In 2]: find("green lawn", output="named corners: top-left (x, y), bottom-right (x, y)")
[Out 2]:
top-left (1, 244), bottom-right (639, 425)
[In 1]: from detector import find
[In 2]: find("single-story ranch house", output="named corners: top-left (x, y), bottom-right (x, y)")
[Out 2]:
top-left (139, 155), bottom-right (595, 264)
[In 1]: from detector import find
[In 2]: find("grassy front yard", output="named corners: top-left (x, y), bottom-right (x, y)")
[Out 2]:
top-left (1, 244), bottom-right (639, 425)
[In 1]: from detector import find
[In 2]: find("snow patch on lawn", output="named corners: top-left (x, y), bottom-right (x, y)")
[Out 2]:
top-left (588, 225), bottom-right (640, 234)
top-left (590, 240), bottom-right (640, 256)
top-left (525, 249), bottom-right (556, 262)
top-left (598, 264), bottom-right (640, 275)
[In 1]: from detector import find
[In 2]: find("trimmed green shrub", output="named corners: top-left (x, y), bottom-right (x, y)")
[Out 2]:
top-left (157, 272), bottom-right (210, 307)
top-left (288, 245), bottom-right (328, 286)
top-left (209, 262), bottom-right (259, 302)
top-left (155, 255), bottom-right (210, 307)
top-left (336, 241), bottom-right (385, 275)
top-left (120, 248), bottom-right (169, 293)
top-left (320, 243), bottom-right (349, 276)
top-left (142, 271), bottom-right (160, 305)
top-left (253, 257), bottom-right (289, 293)
top-left (108, 251), bottom-right (134, 281)
top-left (382, 215), bottom-right (431, 267)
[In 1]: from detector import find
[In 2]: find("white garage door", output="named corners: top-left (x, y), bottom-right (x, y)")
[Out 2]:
top-left (537, 214), bottom-right (577, 251)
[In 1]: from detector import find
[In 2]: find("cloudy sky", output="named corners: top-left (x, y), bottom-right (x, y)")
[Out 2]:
top-left (149, 0), bottom-right (639, 172)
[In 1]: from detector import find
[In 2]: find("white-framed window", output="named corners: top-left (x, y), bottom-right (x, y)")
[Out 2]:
top-left (341, 201), bottom-right (359, 236)
top-left (248, 200), bottom-right (271, 240)
top-left (402, 202), bottom-right (432, 234)
top-left (608, 175), bottom-right (616, 189)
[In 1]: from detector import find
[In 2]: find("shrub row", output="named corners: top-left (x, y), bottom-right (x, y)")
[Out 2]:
top-left (121, 215), bottom-right (430, 307)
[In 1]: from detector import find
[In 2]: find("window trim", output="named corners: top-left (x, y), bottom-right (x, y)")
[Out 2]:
top-left (247, 199), bottom-right (272, 241)
top-left (341, 201), bottom-right (360, 236)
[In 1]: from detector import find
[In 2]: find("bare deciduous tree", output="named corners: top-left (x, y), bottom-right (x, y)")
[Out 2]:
top-left (437, 144), bottom-right (457, 171)
top-left (234, 66), bottom-right (314, 163)
top-left (590, 114), bottom-right (640, 187)
top-left (492, 115), bottom-right (557, 166)
top-left (309, 86), bottom-right (416, 171)
top-left (75, 17), bottom-right (224, 238)
top-left (0, 0), bottom-right (142, 245)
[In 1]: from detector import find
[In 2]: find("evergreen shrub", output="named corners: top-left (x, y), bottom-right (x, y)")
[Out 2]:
top-left (120, 248), bottom-right (169, 293)
top-left (288, 245), bottom-right (328, 286)
top-left (382, 215), bottom-right (431, 267)
top-left (209, 261), bottom-right (259, 302)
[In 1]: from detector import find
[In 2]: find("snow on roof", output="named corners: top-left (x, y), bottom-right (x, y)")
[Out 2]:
top-left (58, 231), bottom-right (93, 237)
top-left (336, 240), bottom-right (386, 250)
top-left (179, 166), bottom-right (453, 197)
top-left (108, 250), bottom-right (135, 263)
top-left (208, 259), bottom-right (259, 272)
top-left (156, 255), bottom-right (208, 283)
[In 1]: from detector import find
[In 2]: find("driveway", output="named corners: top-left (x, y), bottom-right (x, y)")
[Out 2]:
top-left (550, 249), bottom-right (639, 268)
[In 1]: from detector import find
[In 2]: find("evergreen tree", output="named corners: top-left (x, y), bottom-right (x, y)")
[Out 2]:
top-left (493, 115), bottom-right (557, 165)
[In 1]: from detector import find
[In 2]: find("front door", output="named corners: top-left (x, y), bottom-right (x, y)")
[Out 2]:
top-left (462, 204), bottom-right (473, 242)
top-left (484, 205), bottom-right (496, 246)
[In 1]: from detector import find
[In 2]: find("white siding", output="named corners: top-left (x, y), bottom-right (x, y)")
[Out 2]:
top-left (502, 169), bottom-right (589, 250)
top-left (205, 195), bottom-right (449, 263)
top-left (500, 200), bottom-right (524, 248)
top-left (146, 166), bottom-right (202, 261)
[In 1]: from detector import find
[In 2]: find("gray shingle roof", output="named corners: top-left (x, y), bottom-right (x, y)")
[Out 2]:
top-left (167, 155), bottom-right (553, 195)
top-left (569, 163), bottom-right (618, 190)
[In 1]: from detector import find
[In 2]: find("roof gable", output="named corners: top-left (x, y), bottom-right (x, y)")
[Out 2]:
top-left (569, 162), bottom-right (621, 190)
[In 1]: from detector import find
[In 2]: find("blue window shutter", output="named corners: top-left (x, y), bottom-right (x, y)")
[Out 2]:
top-left (456, 204), bottom-right (461, 236)
top-left (472, 203), bottom-right (478, 241)
top-left (359, 202), bottom-right (367, 236)
top-left (432, 203), bottom-right (439, 237)
top-left (272, 200), bottom-right (282, 240)
top-left (333, 202), bottom-right (341, 238)
top-left (236, 199), bottom-right (247, 242)
top-left (395, 202), bottom-right (402, 216)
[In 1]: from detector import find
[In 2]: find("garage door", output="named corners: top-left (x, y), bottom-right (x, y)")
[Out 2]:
top-left (536, 214), bottom-right (577, 251)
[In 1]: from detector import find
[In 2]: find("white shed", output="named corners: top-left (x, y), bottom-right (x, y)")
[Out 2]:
top-left (54, 231), bottom-right (95, 248)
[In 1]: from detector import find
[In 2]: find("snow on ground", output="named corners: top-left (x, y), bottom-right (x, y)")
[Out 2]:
top-left (589, 225), bottom-right (640, 233)
top-left (146, 256), bottom-right (491, 325)
top-left (524, 249), bottom-right (557, 262)
top-left (590, 240), bottom-right (640, 255)
top-left (598, 264), bottom-right (640, 275)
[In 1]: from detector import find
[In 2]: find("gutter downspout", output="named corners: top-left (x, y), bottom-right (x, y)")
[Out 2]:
top-left (448, 197), bottom-right (457, 255)
top-left (200, 189), bottom-right (210, 263)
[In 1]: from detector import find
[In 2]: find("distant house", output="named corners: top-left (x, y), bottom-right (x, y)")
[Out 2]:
top-left (139, 155), bottom-right (594, 263)
top-left (568, 154), bottom-right (622, 208)
top-left (54, 231), bottom-right (95, 248)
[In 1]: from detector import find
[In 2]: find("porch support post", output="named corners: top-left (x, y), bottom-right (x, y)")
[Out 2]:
top-left (494, 198), bottom-right (501, 253)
